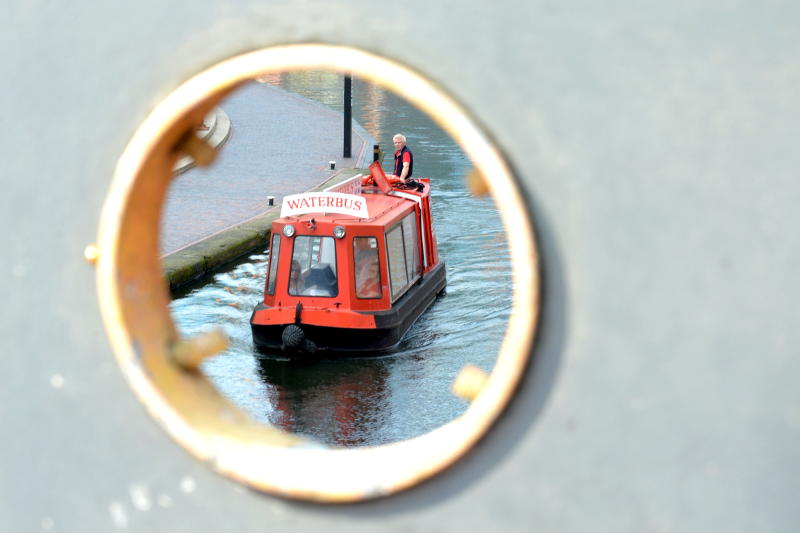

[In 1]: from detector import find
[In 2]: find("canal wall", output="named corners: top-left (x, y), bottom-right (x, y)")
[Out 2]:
top-left (163, 167), bottom-right (366, 292)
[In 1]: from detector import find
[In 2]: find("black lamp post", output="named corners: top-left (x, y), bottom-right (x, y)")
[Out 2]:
top-left (343, 74), bottom-right (352, 159)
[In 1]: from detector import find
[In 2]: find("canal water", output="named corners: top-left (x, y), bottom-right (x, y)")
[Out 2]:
top-left (169, 72), bottom-right (512, 447)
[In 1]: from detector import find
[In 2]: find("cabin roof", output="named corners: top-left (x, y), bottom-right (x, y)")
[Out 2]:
top-left (279, 187), bottom-right (421, 227)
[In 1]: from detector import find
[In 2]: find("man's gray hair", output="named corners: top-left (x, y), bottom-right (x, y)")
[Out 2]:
top-left (393, 134), bottom-right (406, 142)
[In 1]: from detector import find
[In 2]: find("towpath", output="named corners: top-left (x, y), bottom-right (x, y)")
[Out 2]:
top-left (161, 80), bottom-right (375, 256)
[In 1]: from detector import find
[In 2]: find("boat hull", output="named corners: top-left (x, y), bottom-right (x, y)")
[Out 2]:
top-left (251, 262), bottom-right (446, 356)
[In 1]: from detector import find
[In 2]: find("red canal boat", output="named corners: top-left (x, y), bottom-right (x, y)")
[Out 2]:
top-left (250, 162), bottom-right (446, 355)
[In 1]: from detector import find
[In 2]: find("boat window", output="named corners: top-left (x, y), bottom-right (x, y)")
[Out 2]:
top-left (266, 233), bottom-right (281, 295)
top-left (385, 224), bottom-right (408, 300)
top-left (354, 237), bottom-right (382, 299)
top-left (401, 212), bottom-right (421, 280)
top-left (289, 235), bottom-right (338, 297)
top-left (386, 212), bottom-right (423, 301)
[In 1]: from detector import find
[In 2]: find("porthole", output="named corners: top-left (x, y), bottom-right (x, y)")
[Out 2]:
top-left (95, 44), bottom-right (539, 502)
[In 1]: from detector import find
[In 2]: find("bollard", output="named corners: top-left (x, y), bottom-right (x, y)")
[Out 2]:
top-left (452, 364), bottom-right (490, 402)
top-left (83, 243), bottom-right (100, 266)
top-left (175, 130), bottom-right (218, 167)
top-left (170, 328), bottom-right (229, 373)
top-left (267, 195), bottom-right (275, 206)
top-left (373, 144), bottom-right (381, 162)
top-left (329, 160), bottom-right (336, 170)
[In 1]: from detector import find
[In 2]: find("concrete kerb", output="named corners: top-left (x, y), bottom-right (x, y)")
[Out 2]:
top-left (162, 167), bottom-right (367, 292)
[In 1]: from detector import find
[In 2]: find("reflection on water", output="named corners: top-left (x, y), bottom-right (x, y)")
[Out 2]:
top-left (257, 357), bottom-right (390, 447)
top-left (170, 72), bottom-right (511, 447)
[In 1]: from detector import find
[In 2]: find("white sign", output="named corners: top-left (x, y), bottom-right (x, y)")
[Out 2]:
top-left (280, 192), bottom-right (369, 218)
top-left (325, 174), bottom-right (363, 195)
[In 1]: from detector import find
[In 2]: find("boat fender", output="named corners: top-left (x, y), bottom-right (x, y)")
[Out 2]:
top-left (282, 324), bottom-right (305, 350)
top-left (302, 338), bottom-right (317, 353)
top-left (280, 324), bottom-right (318, 353)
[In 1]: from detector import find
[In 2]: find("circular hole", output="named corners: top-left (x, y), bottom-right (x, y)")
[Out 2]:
top-left (167, 72), bottom-right (503, 445)
top-left (97, 44), bottom-right (539, 502)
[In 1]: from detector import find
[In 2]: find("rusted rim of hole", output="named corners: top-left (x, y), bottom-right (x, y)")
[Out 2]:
top-left (97, 44), bottom-right (539, 502)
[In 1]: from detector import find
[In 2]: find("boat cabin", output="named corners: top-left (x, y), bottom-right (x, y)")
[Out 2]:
top-left (250, 162), bottom-right (446, 355)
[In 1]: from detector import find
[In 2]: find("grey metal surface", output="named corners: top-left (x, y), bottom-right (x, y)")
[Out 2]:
top-left (2, 1), bottom-right (798, 531)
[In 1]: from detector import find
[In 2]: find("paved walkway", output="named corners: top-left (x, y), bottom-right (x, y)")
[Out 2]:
top-left (161, 81), bottom-right (374, 256)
